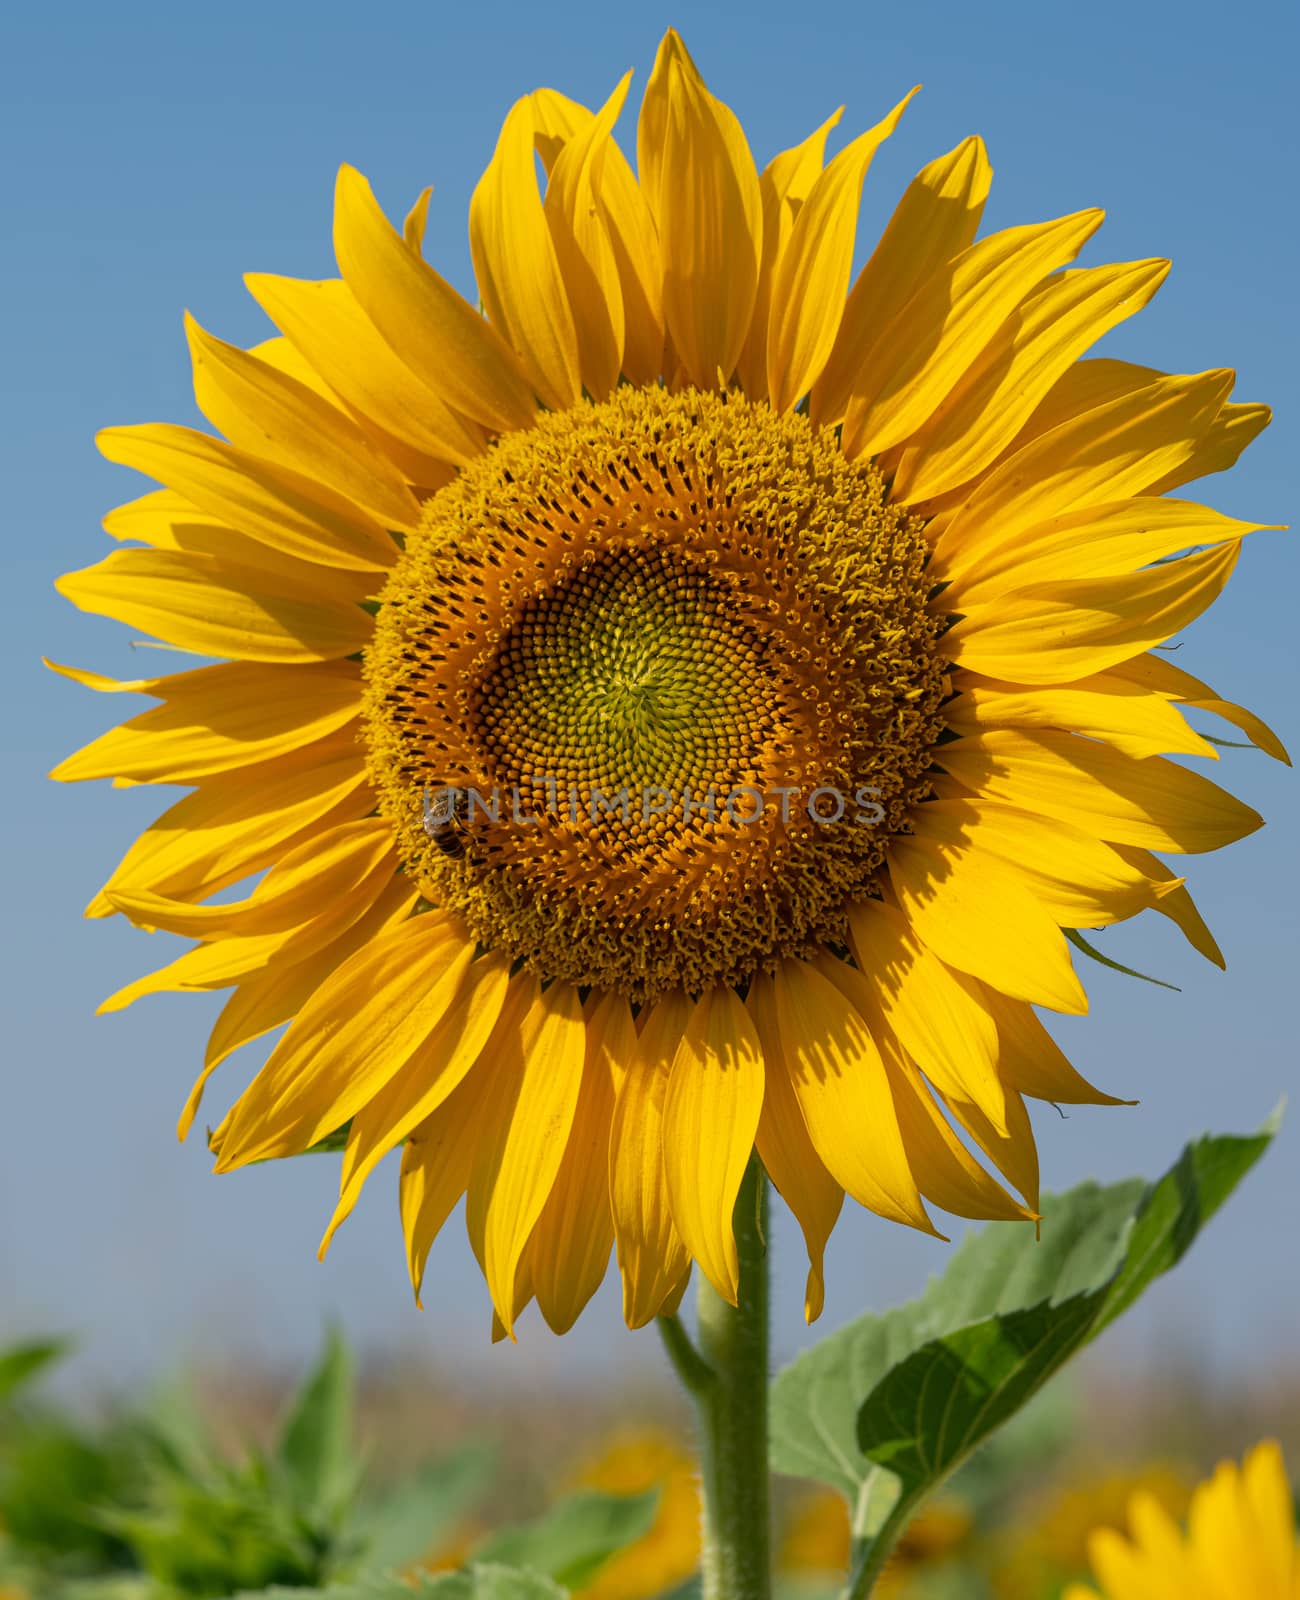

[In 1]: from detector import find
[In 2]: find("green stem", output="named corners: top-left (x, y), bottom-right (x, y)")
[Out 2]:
top-left (847, 1495), bottom-right (917, 1600)
top-left (694, 1157), bottom-right (772, 1600)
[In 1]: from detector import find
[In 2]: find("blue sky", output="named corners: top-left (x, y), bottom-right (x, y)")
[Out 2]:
top-left (3, 0), bottom-right (1296, 1394)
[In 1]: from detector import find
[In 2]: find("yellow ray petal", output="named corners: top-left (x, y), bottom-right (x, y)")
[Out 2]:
top-left (184, 314), bottom-right (420, 531)
top-left (876, 1038), bottom-right (1032, 1221)
top-left (1108, 843), bottom-right (1225, 968)
top-left (1144, 400), bottom-right (1272, 496)
top-left (106, 816), bottom-right (396, 938)
top-left (943, 541), bottom-right (1242, 685)
top-left (746, 975), bottom-right (842, 1323)
top-left (530, 990), bottom-right (623, 1334)
top-left (399, 1061), bottom-right (502, 1307)
top-left (663, 986), bottom-right (765, 1304)
top-left (943, 672), bottom-right (1219, 762)
top-left (765, 88), bottom-right (917, 413)
top-left (534, 84), bottom-right (666, 386)
top-left (965, 977), bottom-right (1131, 1105)
top-left (609, 989), bottom-right (693, 1328)
top-left (56, 548), bottom-right (373, 664)
top-left (403, 187), bottom-right (431, 252)
top-left (764, 961), bottom-right (935, 1234)
top-left (894, 258), bottom-right (1169, 504)
top-left (933, 368), bottom-right (1234, 573)
top-left (941, 495), bottom-right (1262, 601)
top-left (97, 423), bottom-right (397, 572)
top-left (735, 106), bottom-right (843, 401)
top-left (245, 273), bottom-right (489, 475)
top-left (937, 728), bottom-right (1263, 854)
top-left (887, 812), bottom-right (1088, 1013)
top-left (247, 334), bottom-right (338, 400)
top-left (840, 208), bottom-right (1103, 461)
top-left (214, 914), bottom-right (472, 1168)
top-left (940, 1083), bottom-right (1041, 1214)
top-left (470, 98), bottom-right (582, 411)
top-left (843, 898), bottom-right (1008, 1132)
top-left (87, 738), bottom-right (368, 915)
top-left (813, 136), bottom-right (991, 428)
top-left (638, 29), bottom-right (761, 388)
top-left (467, 977), bottom-right (587, 1337)
top-left (541, 74), bottom-right (631, 400)
top-left (1108, 652), bottom-right (1291, 764)
top-left (181, 875), bottom-right (420, 1139)
top-left (332, 164), bottom-right (536, 434)
top-left (320, 951), bottom-right (512, 1253)
top-left (103, 488), bottom-right (378, 602)
top-left (921, 792), bottom-right (1181, 927)
top-left (50, 661), bottom-right (362, 785)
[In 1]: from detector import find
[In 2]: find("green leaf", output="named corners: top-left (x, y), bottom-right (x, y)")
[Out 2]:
top-left (771, 1115), bottom-right (1276, 1551)
top-left (0, 1338), bottom-right (68, 1407)
top-left (275, 1328), bottom-right (356, 1515)
top-left (224, 1566), bottom-right (565, 1600)
top-left (474, 1488), bottom-right (660, 1588)
top-left (356, 1444), bottom-right (496, 1570)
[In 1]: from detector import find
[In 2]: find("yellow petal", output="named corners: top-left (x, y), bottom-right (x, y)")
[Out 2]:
top-left (541, 74), bottom-right (631, 400)
top-left (56, 548), bottom-right (373, 664)
top-left (843, 898), bottom-right (1008, 1132)
top-left (813, 136), bottom-right (991, 429)
top-left (180, 875), bottom-right (420, 1138)
top-left (876, 1038), bottom-right (1032, 1221)
top-left (107, 816), bottom-right (396, 938)
top-left (534, 84), bottom-right (666, 386)
top-left (965, 977), bottom-right (1131, 1106)
top-left (765, 89), bottom-right (917, 412)
top-left (50, 661), bottom-right (362, 785)
top-left (530, 990), bottom-right (623, 1334)
top-left (609, 989), bottom-right (693, 1328)
top-left (214, 914), bottom-right (471, 1168)
top-left (245, 273), bottom-right (488, 475)
top-left (88, 738), bottom-right (368, 915)
top-left (332, 164), bottom-right (536, 434)
top-left (1108, 652), bottom-right (1291, 764)
top-left (938, 728), bottom-right (1263, 854)
top-left (943, 672), bottom-right (1219, 762)
top-left (933, 368), bottom-right (1234, 573)
top-left (320, 951), bottom-right (512, 1253)
top-left (1144, 400), bottom-right (1272, 496)
top-left (399, 1060), bottom-right (502, 1306)
top-left (943, 541), bottom-right (1243, 685)
top-left (735, 106), bottom-right (843, 400)
top-left (403, 187), bottom-right (431, 252)
top-left (887, 811), bottom-right (1088, 1013)
top-left (103, 488), bottom-right (378, 602)
top-left (941, 1083), bottom-right (1041, 1215)
top-left (763, 961), bottom-right (935, 1233)
top-left (638, 29), bottom-right (761, 388)
top-left (662, 986), bottom-right (765, 1304)
top-left (941, 494), bottom-right (1262, 602)
top-left (467, 977), bottom-right (587, 1337)
top-left (895, 258), bottom-right (1171, 504)
top-left (1108, 843), bottom-right (1225, 968)
top-left (470, 98), bottom-right (582, 411)
top-left (97, 423), bottom-right (397, 572)
top-left (840, 208), bottom-right (1103, 461)
top-left (746, 975), bottom-right (842, 1323)
top-left (184, 314), bottom-right (420, 530)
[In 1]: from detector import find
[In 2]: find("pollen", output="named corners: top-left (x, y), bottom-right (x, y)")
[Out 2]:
top-left (363, 386), bottom-right (946, 1000)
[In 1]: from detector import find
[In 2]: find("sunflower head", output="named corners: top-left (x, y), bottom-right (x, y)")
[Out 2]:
top-left (54, 26), bottom-right (1284, 1339)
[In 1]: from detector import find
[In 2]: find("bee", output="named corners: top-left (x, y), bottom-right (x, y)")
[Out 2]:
top-left (422, 783), bottom-right (469, 859)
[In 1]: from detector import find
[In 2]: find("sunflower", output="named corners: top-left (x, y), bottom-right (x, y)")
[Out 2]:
top-left (53, 30), bottom-right (1286, 1338)
top-left (1064, 1441), bottom-right (1300, 1600)
top-left (565, 1427), bottom-right (701, 1600)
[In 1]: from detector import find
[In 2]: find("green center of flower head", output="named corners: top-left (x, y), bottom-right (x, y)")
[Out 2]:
top-left (363, 386), bottom-right (948, 1002)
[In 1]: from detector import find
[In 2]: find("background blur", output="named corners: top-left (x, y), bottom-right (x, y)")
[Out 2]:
top-left (1, 0), bottom-right (1296, 1411)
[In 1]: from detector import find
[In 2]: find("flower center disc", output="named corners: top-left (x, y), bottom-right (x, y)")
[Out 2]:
top-left (364, 387), bottom-right (946, 1000)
